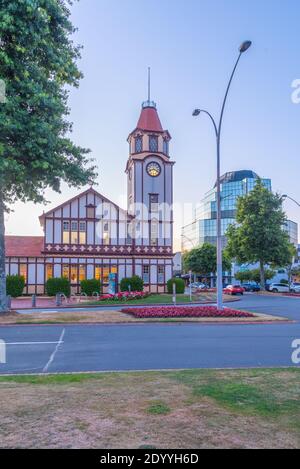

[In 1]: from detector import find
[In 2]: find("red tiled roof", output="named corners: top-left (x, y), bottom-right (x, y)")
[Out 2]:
top-left (136, 106), bottom-right (163, 132)
top-left (5, 236), bottom-right (44, 257)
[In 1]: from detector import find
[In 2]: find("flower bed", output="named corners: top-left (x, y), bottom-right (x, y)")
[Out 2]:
top-left (99, 291), bottom-right (149, 302)
top-left (121, 305), bottom-right (255, 318)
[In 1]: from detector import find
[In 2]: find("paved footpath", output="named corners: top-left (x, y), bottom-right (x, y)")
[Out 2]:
top-left (0, 294), bottom-right (299, 375)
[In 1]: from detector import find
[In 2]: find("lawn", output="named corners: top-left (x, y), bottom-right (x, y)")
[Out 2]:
top-left (0, 368), bottom-right (299, 448)
top-left (85, 293), bottom-right (201, 306)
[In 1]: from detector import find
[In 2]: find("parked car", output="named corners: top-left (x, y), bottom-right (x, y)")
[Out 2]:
top-left (269, 283), bottom-right (290, 293)
top-left (223, 285), bottom-right (245, 295)
top-left (188, 282), bottom-right (206, 290)
top-left (241, 283), bottom-right (261, 292)
top-left (290, 284), bottom-right (300, 293)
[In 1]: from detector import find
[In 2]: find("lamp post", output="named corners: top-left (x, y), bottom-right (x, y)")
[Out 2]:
top-left (193, 41), bottom-right (252, 310)
top-left (282, 194), bottom-right (300, 208)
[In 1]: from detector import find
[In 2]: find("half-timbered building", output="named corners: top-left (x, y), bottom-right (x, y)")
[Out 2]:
top-left (5, 97), bottom-right (175, 294)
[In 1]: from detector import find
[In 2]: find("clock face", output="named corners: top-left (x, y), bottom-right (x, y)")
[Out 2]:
top-left (146, 161), bottom-right (161, 177)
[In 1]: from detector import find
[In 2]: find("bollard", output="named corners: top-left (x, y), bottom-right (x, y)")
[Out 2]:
top-left (56, 293), bottom-right (61, 307)
top-left (32, 294), bottom-right (36, 308)
top-left (6, 295), bottom-right (11, 310)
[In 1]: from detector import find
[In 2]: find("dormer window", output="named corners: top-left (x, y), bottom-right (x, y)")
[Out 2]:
top-left (163, 138), bottom-right (169, 155)
top-left (149, 135), bottom-right (158, 152)
top-left (135, 136), bottom-right (143, 153)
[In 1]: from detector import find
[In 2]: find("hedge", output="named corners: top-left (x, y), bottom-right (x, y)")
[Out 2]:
top-left (167, 278), bottom-right (185, 294)
top-left (80, 279), bottom-right (102, 296)
top-left (6, 275), bottom-right (25, 298)
top-left (120, 275), bottom-right (144, 292)
top-left (46, 277), bottom-right (71, 297)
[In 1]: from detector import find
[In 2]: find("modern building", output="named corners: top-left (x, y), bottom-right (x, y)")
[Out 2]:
top-left (5, 96), bottom-right (175, 294)
top-left (182, 170), bottom-right (298, 251)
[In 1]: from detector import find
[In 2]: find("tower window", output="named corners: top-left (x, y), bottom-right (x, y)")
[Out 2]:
top-left (150, 220), bottom-right (159, 246)
top-left (135, 136), bottom-right (143, 153)
top-left (163, 138), bottom-right (169, 155)
top-left (150, 194), bottom-right (159, 213)
top-left (149, 135), bottom-right (158, 152)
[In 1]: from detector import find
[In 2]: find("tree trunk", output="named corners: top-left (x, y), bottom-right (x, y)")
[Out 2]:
top-left (259, 260), bottom-right (266, 291)
top-left (0, 193), bottom-right (7, 313)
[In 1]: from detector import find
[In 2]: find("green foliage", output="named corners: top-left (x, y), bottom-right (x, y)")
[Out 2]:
top-left (146, 401), bottom-right (171, 415)
top-left (120, 275), bottom-right (144, 292)
top-left (80, 279), bottom-right (102, 296)
top-left (6, 275), bottom-right (25, 297)
top-left (0, 0), bottom-right (97, 208)
top-left (183, 243), bottom-right (232, 275)
top-left (167, 278), bottom-right (185, 294)
top-left (248, 268), bottom-right (275, 284)
top-left (280, 279), bottom-right (289, 285)
top-left (46, 277), bottom-right (71, 297)
top-left (226, 180), bottom-right (294, 287)
top-left (234, 270), bottom-right (253, 283)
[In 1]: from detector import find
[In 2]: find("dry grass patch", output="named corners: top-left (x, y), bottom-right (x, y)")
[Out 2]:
top-left (0, 369), bottom-right (299, 449)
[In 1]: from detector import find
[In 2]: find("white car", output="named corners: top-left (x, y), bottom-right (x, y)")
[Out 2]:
top-left (269, 283), bottom-right (290, 293)
top-left (290, 284), bottom-right (300, 293)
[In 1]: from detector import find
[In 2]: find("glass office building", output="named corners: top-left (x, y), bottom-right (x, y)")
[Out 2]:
top-left (182, 170), bottom-right (272, 251)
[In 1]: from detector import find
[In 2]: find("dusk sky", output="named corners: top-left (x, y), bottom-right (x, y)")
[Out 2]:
top-left (6, 0), bottom-right (300, 250)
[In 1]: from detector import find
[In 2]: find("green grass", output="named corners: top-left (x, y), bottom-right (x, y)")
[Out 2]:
top-left (146, 401), bottom-right (171, 415)
top-left (0, 373), bottom-right (106, 385)
top-left (85, 294), bottom-right (200, 306)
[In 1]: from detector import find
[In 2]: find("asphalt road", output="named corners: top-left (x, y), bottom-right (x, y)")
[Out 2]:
top-left (1, 294), bottom-right (299, 375)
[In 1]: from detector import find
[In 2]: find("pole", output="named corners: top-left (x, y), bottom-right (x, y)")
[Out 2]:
top-left (189, 270), bottom-right (192, 302)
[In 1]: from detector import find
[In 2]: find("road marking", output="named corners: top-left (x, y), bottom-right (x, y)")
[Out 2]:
top-left (6, 341), bottom-right (64, 346)
top-left (43, 329), bottom-right (65, 373)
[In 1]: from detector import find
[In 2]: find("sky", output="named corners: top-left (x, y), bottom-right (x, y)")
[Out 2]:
top-left (6, 0), bottom-right (300, 250)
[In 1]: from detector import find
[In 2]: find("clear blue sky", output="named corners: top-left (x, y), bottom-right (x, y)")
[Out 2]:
top-left (7, 0), bottom-right (300, 249)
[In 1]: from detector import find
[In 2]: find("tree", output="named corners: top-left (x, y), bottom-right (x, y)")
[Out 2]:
top-left (183, 243), bottom-right (232, 276)
top-left (234, 270), bottom-right (253, 283)
top-left (225, 180), bottom-right (294, 290)
top-left (249, 268), bottom-right (276, 284)
top-left (0, 1), bottom-right (97, 312)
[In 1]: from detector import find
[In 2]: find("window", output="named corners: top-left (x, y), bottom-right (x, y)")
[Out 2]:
top-left (150, 194), bottom-right (159, 213)
top-left (70, 265), bottom-right (78, 283)
top-left (62, 265), bottom-right (70, 280)
top-left (87, 205), bottom-right (95, 219)
top-left (20, 264), bottom-right (27, 283)
top-left (158, 265), bottom-right (165, 284)
top-left (149, 135), bottom-right (158, 152)
top-left (79, 264), bottom-right (86, 281)
top-left (135, 136), bottom-right (143, 153)
top-left (95, 265), bottom-right (102, 281)
top-left (150, 220), bottom-right (159, 246)
top-left (163, 138), bottom-right (169, 155)
top-left (79, 221), bottom-right (86, 244)
top-left (63, 221), bottom-right (70, 244)
top-left (71, 221), bottom-right (78, 244)
top-left (103, 222), bottom-right (110, 245)
top-left (143, 265), bottom-right (150, 283)
top-left (46, 264), bottom-right (53, 281)
top-left (103, 266), bottom-right (110, 284)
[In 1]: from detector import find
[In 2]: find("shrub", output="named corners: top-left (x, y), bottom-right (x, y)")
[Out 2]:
top-left (167, 278), bottom-right (185, 294)
top-left (6, 275), bottom-right (25, 298)
top-left (280, 279), bottom-right (289, 285)
top-left (121, 305), bottom-right (255, 318)
top-left (120, 275), bottom-right (144, 292)
top-left (46, 277), bottom-right (71, 297)
top-left (81, 279), bottom-right (102, 296)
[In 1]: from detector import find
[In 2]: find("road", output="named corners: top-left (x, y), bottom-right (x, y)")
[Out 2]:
top-left (1, 294), bottom-right (299, 375)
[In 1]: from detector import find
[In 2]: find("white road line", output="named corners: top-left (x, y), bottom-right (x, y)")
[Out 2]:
top-left (42, 329), bottom-right (65, 373)
top-left (6, 342), bottom-right (63, 346)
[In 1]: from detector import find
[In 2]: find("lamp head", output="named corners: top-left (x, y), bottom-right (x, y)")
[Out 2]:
top-left (192, 109), bottom-right (201, 117)
top-left (239, 41), bottom-right (252, 53)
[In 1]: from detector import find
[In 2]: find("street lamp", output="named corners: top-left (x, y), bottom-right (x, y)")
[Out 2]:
top-left (282, 194), bottom-right (300, 208)
top-left (193, 40), bottom-right (252, 310)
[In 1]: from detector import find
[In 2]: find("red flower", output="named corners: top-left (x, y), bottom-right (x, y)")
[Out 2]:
top-left (121, 305), bottom-right (254, 319)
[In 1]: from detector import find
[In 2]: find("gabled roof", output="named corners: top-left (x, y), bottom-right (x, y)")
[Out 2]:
top-left (5, 236), bottom-right (44, 257)
top-left (39, 187), bottom-right (133, 223)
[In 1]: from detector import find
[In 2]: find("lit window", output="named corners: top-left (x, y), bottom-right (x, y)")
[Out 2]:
top-left (163, 138), bottom-right (169, 155)
top-left (62, 265), bottom-right (70, 280)
top-left (103, 266), bottom-right (110, 284)
top-left (95, 265), bottom-right (102, 281)
top-left (46, 264), bottom-right (53, 281)
top-left (143, 265), bottom-right (150, 283)
top-left (150, 194), bottom-right (159, 213)
top-left (20, 264), bottom-right (27, 283)
top-left (63, 221), bottom-right (70, 244)
top-left (71, 221), bottom-right (78, 244)
top-left (150, 220), bottom-right (159, 246)
top-left (103, 222), bottom-right (110, 245)
top-left (135, 136), bottom-right (143, 153)
top-left (79, 221), bottom-right (86, 244)
top-left (111, 266), bottom-right (117, 274)
top-left (149, 135), bottom-right (158, 152)
top-left (79, 264), bottom-right (86, 281)
top-left (70, 265), bottom-right (78, 283)
top-left (158, 266), bottom-right (165, 284)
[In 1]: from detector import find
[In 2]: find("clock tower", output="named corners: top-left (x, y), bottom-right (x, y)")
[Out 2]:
top-left (126, 96), bottom-right (175, 250)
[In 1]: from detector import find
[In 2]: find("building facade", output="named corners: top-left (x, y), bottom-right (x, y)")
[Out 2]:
top-left (5, 98), bottom-right (175, 294)
top-left (182, 170), bottom-right (298, 250)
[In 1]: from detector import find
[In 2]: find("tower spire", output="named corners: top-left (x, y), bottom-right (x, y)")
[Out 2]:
top-left (142, 68), bottom-right (156, 109)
